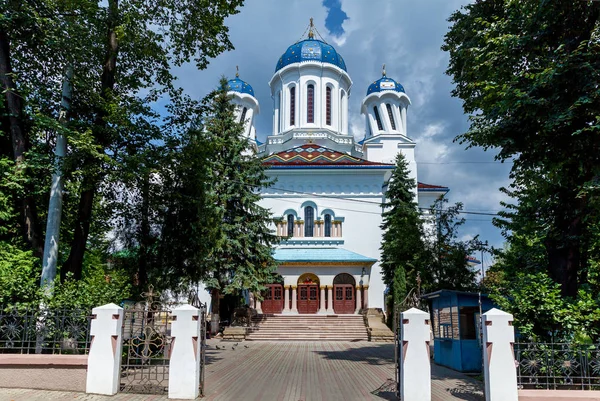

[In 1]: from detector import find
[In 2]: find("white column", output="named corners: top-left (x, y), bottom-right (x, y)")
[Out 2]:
top-left (319, 286), bottom-right (326, 314)
top-left (355, 286), bottom-right (362, 314)
top-left (169, 305), bottom-right (201, 399)
top-left (255, 299), bottom-right (262, 314)
top-left (86, 303), bottom-right (124, 395)
top-left (291, 286), bottom-right (298, 314)
top-left (283, 285), bottom-right (290, 313)
top-left (482, 308), bottom-right (519, 401)
top-left (363, 286), bottom-right (369, 309)
top-left (326, 287), bottom-right (334, 314)
top-left (400, 308), bottom-right (431, 401)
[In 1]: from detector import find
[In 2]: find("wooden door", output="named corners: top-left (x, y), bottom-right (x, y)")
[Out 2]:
top-left (262, 284), bottom-right (283, 314)
top-left (298, 284), bottom-right (319, 314)
top-left (333, 284), bottom-right (355, 314)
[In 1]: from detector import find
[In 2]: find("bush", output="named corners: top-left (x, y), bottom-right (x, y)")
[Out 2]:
top-left (0, 242), bottom-right (41, 307)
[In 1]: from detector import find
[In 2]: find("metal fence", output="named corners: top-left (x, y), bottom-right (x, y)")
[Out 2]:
top-left (0, 306), bottom-right (92, 355)
top-left (515, 342), bottom-right (600, 390)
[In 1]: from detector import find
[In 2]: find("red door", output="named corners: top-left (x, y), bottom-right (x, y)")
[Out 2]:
top-left (298, 284), bottom-right (319, 314)
top-left (262, 284), bottom-right (283, 314)
top-left (333, 284), bottom-right (355, 314)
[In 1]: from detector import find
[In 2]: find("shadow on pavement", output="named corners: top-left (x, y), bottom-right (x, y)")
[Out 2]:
top-left (313, 344), bottom-right (395, 366)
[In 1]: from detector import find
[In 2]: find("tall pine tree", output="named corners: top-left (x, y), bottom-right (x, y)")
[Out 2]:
top-left (201, 78), bottom-right (279, 324)
top-left (380, 153), bottom-right (426, 327)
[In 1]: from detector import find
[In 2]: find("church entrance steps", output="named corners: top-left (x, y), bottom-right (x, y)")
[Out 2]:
top-left (246, 314), bottom-right (369, 341)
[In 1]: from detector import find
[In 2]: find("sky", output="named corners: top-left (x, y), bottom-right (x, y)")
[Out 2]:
top-left (173, 0), bottom-right (513, 266)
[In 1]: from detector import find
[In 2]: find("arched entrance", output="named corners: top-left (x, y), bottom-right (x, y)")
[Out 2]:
top-left (297, 273), bottom-right (319, 314)
top-left (262, 283), bottom-right (284, 314)
top-left (333, 273), bottom-right (355, 314)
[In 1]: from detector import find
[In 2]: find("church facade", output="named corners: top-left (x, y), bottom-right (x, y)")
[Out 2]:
top-left (227, 24), bottom-right (448, 314)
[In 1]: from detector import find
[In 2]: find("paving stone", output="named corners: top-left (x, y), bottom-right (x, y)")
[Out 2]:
top-left (0, 340), bottom-right (484, 401)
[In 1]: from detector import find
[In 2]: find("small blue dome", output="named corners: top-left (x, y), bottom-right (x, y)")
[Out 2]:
top-left (366, 76), bottom-right (405, 96)
top-left (275, 39), bottom-right (347, 72)
top-left (227, 77), bottom-right (254, 97)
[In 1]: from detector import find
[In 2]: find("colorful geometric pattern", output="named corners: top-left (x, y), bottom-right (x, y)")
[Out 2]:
top-left (417, 182), bottom-right (449, 191)
top-left (262, 144), bottom-right (391, 167)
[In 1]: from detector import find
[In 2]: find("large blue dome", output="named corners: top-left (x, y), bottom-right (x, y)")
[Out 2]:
top-left (275, 39), bottom-right (347, 72)
top-left (227, 77), bottom-right (254, 97)
top-left (366, 76), bottom-right (405, 96)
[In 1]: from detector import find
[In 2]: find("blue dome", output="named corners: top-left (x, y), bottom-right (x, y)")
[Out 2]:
top-left (366, 76), bottom-right (405, 96)
top-left (275, 39), bottom-right (347, 72)
top-left (227, 77), bottom-right (254, 97)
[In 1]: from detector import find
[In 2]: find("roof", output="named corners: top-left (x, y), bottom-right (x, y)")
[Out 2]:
top-left (421, 289), bottom-right (489, 300)
top-left (417, 182), bottom-right (449, 192)
top-left (262, 144), bottom-right (392, 168)
top-left (275, 39), bottom-right (347, 73)
top-left (274, 247), bottom-right (377, 264)
top-left (227, 77), bottom-right (254, 97)
top-left (367, 76), bottom-right (405, 96)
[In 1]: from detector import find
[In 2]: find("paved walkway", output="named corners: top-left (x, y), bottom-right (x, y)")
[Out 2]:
top-left (0, 340), bottom-right (483, 401)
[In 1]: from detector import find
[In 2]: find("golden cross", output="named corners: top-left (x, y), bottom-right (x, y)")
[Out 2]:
top-left (236, 65), bottom-right (239, 78)
top-left (382, 63), bottom-right (386, 77)
top-left (308, 17), bottom-right (315, 39)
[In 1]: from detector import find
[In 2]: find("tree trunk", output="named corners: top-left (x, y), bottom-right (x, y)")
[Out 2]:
top-left (0, 29), bottom-right (43, 256)
top-left (210, 288), bottom-right (221, 335)
top-left (138, 172), bottom-right (150, 291)
top-left (62, 0), bottom-right (119, 279)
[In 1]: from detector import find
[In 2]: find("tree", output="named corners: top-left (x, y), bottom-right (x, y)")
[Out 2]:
top-left (380, 153), bottom-right (426, 326)
top-left (426, 197), bottom-right (478, 292)
top-left (198, 78), bottom-right (279, 324)
top-left (443, 0), bottom-right (600, 298)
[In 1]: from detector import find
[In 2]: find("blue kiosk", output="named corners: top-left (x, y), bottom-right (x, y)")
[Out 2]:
top-left (422, 289), bottom-right (496, 373)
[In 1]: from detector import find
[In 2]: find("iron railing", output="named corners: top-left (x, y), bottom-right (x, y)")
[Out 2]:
top-left (0, 306), bottom-right (92, 354)
top-left (515, 342), bottom-right (600, 390)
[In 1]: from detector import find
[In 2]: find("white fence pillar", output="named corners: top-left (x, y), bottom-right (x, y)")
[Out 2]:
top-left (482, 308), bottom-right (519, 401)
top-left (400, 307), bottom-right (431, 401)
top-left (86, 303), bottom-right (124, 395)
top-left (169, 304), bottom-right (201, 399)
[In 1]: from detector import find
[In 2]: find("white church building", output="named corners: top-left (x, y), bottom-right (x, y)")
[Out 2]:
top-left (226, 23), bottom-right (448, 315)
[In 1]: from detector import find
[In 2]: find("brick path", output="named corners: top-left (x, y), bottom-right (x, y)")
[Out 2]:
top-left (0, 340), bottom-right (483, 401)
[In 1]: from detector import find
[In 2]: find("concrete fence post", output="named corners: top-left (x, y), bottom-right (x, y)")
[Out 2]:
top-left (400, 307), bottom-right (431, 401)
top-left (86, 303), bottom-right (124, 395)
top-left (481, 308), bottom-right (519, 401)
top-left (169, 304), bottom-right (201, 399)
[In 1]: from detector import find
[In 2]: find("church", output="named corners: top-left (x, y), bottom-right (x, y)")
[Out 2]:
top-left (226, 21), bottom-right (448, 315)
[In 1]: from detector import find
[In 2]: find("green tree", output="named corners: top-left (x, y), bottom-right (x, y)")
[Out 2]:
top-left (199, 78), bottom-right (279, 321)
top-left (443, 0), bottom-right (600, 298)
top-left (426, 197), bottom-right (479, 292)
top-left (380, 153), bottom-right (426, 326)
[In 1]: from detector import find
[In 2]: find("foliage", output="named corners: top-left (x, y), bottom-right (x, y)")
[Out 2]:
top-left (443, 0), bottom-right (600, 339)
top-left (380, 153), bottom-right (425, 326)
top-left (425, 197), bottom-right (479, 292)
top-left (0, 242), bottom-right (41, 306)
top-left (199, 78), bottom-right (280, 305)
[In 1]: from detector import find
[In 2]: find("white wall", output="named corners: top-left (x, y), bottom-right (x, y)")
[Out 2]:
top-left (260, 168), bottom-right (389, 309)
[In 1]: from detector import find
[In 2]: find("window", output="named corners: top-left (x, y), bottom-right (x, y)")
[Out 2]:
top-left (459, 307), bottom-right (480, 340)
top-left (373, 106), bottom-right (383, 131)
top-left (324, 214), bottom-right (332, 237)
top-left (386, 104), bottom-right (396, 130)
top-left (304, 206), bottom-right (314, 237)
top-left (326, 87), bottom-right (332, 125)
top-left (307, 84), bottom-right (314, 123)
top-left (240, 107), bottom-right (247, 123)
top-left (287, 215), bottom-right (294, 237)
top-left (289, 87), bottom-right (296, 126)
top-left (276, 91), bottom-right (281, 132)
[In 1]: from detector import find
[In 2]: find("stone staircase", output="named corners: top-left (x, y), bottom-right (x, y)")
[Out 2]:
top-left (245, 314), bottom-right (369, 341)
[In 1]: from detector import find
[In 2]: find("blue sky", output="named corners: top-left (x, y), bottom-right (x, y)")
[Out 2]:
top-left (173, 0), bottom-right (511, 265)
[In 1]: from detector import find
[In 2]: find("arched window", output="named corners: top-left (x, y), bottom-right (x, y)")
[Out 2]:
top-left (287, 215), bottom-right (294, 237)
top-left (304, 206), bottom-right (314, 237)
top-left (324, 214), bottom-right (332, 237)
top-left (326, 87), bottom-right (332, 126)
top-left (289, 86), bottom-right (296, 126)
top-left (307, 84), bottom-right (314, 123)
top-left (276, 91), bottom-right (281, 132)
top-left (240, 107), bottom-right (248, 123)
top-left (386, 104), bottom-right (396, 130)
top-left (373, 106), bottom-right (383, 131)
